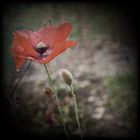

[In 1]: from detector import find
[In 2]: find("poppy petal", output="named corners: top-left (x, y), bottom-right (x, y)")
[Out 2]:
top-left (29, 40), bottom-right (77, 64)
top-left (38, 26), bottom-right (57, 47)
top-left (12, 22), bottom-right (77, 71)
top-left (54, 23), bottom-right (72, 46)
top-left (12, 31), bottom-right (36, 70)
top-left (38, 23), bottom-right (72, 47)
top-left (13, 31), bottom-right (36, 56)
top-left (13, 54), bottom-right (26, 71)
top-left (63, 41), bottom-right (77, 48)
top-left (42, 45), bottom-right (67, 64)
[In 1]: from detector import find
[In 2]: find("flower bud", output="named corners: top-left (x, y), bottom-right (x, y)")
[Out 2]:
top-left (61, 69), bottom-right (73, 85)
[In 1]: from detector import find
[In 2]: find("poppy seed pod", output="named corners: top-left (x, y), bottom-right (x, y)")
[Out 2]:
top-left (61, 69), bottom-right (73, 85)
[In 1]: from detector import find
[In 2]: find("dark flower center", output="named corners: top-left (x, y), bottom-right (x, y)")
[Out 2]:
top-left (34, 42), bottom-right (48, 55)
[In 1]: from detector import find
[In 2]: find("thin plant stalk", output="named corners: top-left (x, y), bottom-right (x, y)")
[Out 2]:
top-left (44, 64), bottom-right (68, 137)
top-left (10, 60), bottom-right (32, 98)
top-left (69, 84), bottom-right (82, 138)
top-left (6, 60), bottom-right (32, 129)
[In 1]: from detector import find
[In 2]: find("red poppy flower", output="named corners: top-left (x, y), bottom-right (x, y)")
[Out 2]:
top-left (12, 23), bottom-right (77, 71)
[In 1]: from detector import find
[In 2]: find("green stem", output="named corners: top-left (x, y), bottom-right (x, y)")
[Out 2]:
top-left (70, 84), bottom-right (82, 138)
top-left (44, 64), bottom-right (52, 86)
top-left (10, 60), bottom-right (32, 98)
top-left (48, 19), bottom-right (52, 26)
top-left (7, 60), bottom-right (32, 129)
top-left (44, 64), bottom-right (68, 137)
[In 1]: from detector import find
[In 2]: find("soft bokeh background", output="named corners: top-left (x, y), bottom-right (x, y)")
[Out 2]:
top-left (2, 3), bottom-right (138, 138)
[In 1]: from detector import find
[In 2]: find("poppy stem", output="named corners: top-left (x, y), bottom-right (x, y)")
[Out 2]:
top-left (69, 84), bottom-right (83, 138)
top-left (6, 60), bottom-right (32, 131)
top-left (48, 19), bottom-right (52, 26)
top-left (44, 64), bottom-right (68, 137)
top-left (10, 60), bottom-right (32, 98)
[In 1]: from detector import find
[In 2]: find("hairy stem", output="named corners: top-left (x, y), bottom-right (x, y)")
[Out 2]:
top-left (44, 64), bottom-right (68, 137)
top-left (70, 84), bottom-right (82, 138)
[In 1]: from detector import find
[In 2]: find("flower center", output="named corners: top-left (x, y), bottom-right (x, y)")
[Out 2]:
top-left (34, 42), bottom-right (48, 55)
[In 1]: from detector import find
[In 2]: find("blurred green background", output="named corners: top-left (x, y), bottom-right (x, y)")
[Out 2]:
top-left (2, 3), bottom-right (138, 138)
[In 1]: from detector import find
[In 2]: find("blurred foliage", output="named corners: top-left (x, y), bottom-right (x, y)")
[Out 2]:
top-left (103, 72), bottom-right (138, 120)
